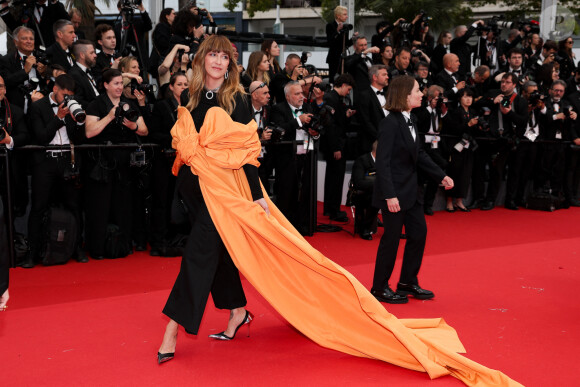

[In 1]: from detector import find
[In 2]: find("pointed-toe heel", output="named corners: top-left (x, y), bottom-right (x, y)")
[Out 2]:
top-left (208, 310), bottom-right (254, 341)
top-left (157, 352), bottom-right (175, 364)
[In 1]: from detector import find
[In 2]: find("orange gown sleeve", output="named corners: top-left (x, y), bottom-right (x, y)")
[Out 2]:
top-left (170, 106), bottom-right (522, 387)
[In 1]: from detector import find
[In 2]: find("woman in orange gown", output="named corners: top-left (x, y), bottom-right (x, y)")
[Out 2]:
top-left (163, 35), bottom-right (522, 387)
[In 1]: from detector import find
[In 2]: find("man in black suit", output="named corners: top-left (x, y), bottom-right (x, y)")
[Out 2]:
top-left (0, 194), bottom-right (8, 311)
top-left (270, 81), bottom-right (319, 235)
top-left (25, 74), bottom-right (87, 268)
top-left (434, 53), bottom-right (467, 102)
top-left (322, 74), bottom-right (356, 222)
top-left (371, 76), bottom-right (454, 304)
top-left (431, 31), bottom-right (452, 75)
top-left (475, 72), bottom-right (528, 210)
top-left (526, 40), bottom-right (557, 78)
top-left (345, 36), bottom-right (380, 94)
top-left (95, 24), bottom-right (121, 77)
top-left (388, 47), bottom-right (412, 80)
top-left (351, 141), bottom-right (379, 240)
top-left (69, 40), bottom-right (99, 108)
top-left (325, 5), bottom-right (353, 82)
top-left (450, 20), bottom-right (484, 76)
top-left (413, 85), bottom-right (449, 215)
top-left (46, 19), bottom-right (76, 71)
top-left (270, 54), bottom-right (322, 106)
top-left (114, 1), bottom-right (152, 70)
top-left (356, 64), bottom-right (388, 155)
top-left (0, 26), bottom-right (46, 111)
top-left (69, 8), bottom-right (85, 40)
top-left (0, 0), bottom-right (69, 48)
top-left (249, 81), bottom-right (273, 196)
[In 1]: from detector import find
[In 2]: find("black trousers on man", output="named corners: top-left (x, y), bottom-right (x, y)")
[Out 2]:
top-left (323, 154), bottom-right (346, 216)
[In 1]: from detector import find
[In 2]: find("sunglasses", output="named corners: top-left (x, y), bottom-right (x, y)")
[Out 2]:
top-left (249, 82), bottom-right (266, 94)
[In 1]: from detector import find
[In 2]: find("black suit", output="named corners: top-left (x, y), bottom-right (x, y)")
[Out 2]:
top-left (270, 102), bottom-right (316, 235)
top-left (0, 51), bottom-right (40, 110)
top-left (372, 112), bottom-right (445, 290)
top-left (434, 69), bottom-right (465, 101)
top-left (356, 86), bottom-right (386, 155)
top-left (95, 52), bottom-right (116, 79)
top-left (69, 64), bottom-right (99, 108)
top-left (27, 95), bottom-right (85, 260)
top-left (326, 21), bottom-right (352, 81)
top-left (430, 44), bottom-right (448, 75)
top-left (46, 42), bottom-right (73, 71)
top-left (345, 52), bottom-right (372, 90)
top-left (114, 12), bottom-right (153, 68)
top-left (450, 25), bottom-right (476, 76)
top-left (351, 152), bottom-right (378, 236)
top-left (1, 1), bottom-right (69, 47)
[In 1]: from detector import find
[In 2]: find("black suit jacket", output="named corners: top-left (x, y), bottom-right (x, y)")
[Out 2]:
top-left (270, 101), bottom-right (313, 164)
top-left (28, 95), bottom-right (86, 164)
top-left (345, 53), bottom-right (371, 89)
top-left (1, 1), bottom-right (69, 47)
top-left (68, 64), bottom-right (99, 108)
top-left (430, 44), bottom-right (448, 75)
top-left (322, 89), bottom-right (349, 154)
top-left (325, 20), bottom-right (352, 72)
top-left (0, 195), bottom-right (8, 295)
top-left (372, 112), bottom-right (445, 211)
top-left (95, 52), bottom-right (115, 79)
top-left (0, 51), bottom-right (33, 110)
top-left (46, 42), bottom-right (73, 71)
top-left (114, 12), bottom-right (153, 64)
top-left (357, 86), bottom-right (386, 153)
top-left (481, 90), bottom-right (528, 139)
top-left (539, 98), bottom-right (573, 141)
top-left (1, 99), bottom-right (30, 147)
top-left (450, 25), bottom-right (476, 76)
top-left (566, 92), bottom-right (580, 140)
top-left (434, 70), bottom-right (465, 101)
top-left (150, 97), bottom-right (179, 149)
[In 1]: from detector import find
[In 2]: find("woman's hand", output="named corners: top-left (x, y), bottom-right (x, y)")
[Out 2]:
top-left (386, 197), bottom-right (400, 213)
top-left (254, 198), bottom-right (270, 216)
top-left (134, 89), bottom-right (146, 106)
top-left (0, 289), bottom-right (9, 311)
top-left (123, 118), bottom-right (137, 130)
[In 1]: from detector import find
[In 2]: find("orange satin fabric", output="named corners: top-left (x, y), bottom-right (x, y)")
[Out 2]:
top-left (171, 106), bottom-right (522, 387)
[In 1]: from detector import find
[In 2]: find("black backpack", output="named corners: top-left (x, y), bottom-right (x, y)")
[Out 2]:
top-left (41, 207), bottom-right (77, 266)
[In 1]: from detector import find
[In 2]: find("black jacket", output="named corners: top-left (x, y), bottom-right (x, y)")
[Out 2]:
top-left (325, 20), bottom-right (352, 71)
top-left (356, 86), bottom-right (386, 153)
top-left (46, 42), bottom-right (73, 71)
top-left (0, 51), bottom-right (36, 110)
top-left (434, 69), bottom-right (465, 101)
top-left (114, 12), bottom-right (153, 65)
top-left (68, 64), bottom-right (99, 108)
top-left (1, 98), bottom-right (30, 148)
top-left (322, 89), bottom-right (349, 154)
top-left (450, 25), bottom-right (476, 76)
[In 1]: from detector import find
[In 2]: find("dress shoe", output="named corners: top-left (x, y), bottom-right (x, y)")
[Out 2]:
top-left (76, 249), bottom-right (89, 263)
top-left (445, 207), bottom-right (456, 213)
top-left (468, 199), bottom-right (485, 210)
top-left (91, 253), bottom-right (104, 260)
top-left (360, 232), bottom-right (373, 241)
top-left (569, 198), bottom-right (580, 207)
top-left (377, 218), bottom-right (383, 227)
top-left (454, 205), bottom-right (471, 212)
top-left (424, 207), bottom-right (434, 216)
top-left (209, 310), bottom-right (254, 340)
top-left (396, 283), bottom-right (434, 300)
top-left (505, 201), bottom-right (519, 210)
top-left (371, 287), bottom-right (408, 304)
top-left (329, 211), bottom-right (348, 222)
top-left (157, 352), bottom-right (174, 364)
top-left (480, 201), bottom-right (495, 211)
top-left (135, 244), bottom-right (147, 252)
top-left (20, 256), bottom-right (35, 269)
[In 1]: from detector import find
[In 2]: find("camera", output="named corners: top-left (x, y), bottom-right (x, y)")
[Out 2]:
top-left (61, 95), bottom-right (86, 123)
top-left (454, 133), bottom-right (477, 153)
top-left (500, 95), bottom-right (512, 108)
top-left (476, 107), bottom-right (491, 131)
top-left (117, 44), bottom-right (137, 58)
top-left (307, 105), bottom-right (333, 136)
top-left (399, 22), bottom-right (413, 31)
top-left (19, 77), bottom-right (39, 94)
top-left (115, 101), bottom-right (139, 124)
top-left (130, 79), bottom-right (158, 94)
top-left (300, 51), bottom-right (312, 65)
top-left (411, 49), bottom-right (422, 57)
top-left (420, 10), bottom-right (432, 26)
top-left (264, 126), bottom-right (286, 143)
top-left (197, 8), bottom-right (208, 17)
top-left (527, 91), bottom-right (544, 106)
top-left (33, 45), bottom-right (50, 66)
top-left (340, 23), bottom-right (354, 32)
top-left (203, 25), bottom-right (223, 35)
top-left (121, 0), bottom-right (141, 10)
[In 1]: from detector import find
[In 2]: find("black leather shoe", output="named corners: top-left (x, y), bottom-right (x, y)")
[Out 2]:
top-left (371, 287), bottom-right (408, 304)
top-left (569, 199), bottom-right (580, 207)
top-left (91, 253), bottom-right (105, 260)
top-left (76, 249), bottom-right (89, 263)
top-left (445, 207), bottom-right (456, 213)
top-left (135, 244), bottom-right (147, 252)
top-left (424, 207), bottom-right (434, 216)
top-left (20, 257), bottom-right (35, 269)
top-left (360, 232), bottom-right (373, 241)
top-left (505, 201), bottom-right (519, 210)
top-left (468, 199), bottom-right (484, 210)
top-left (455, 205), bottom-right (471, 212)
top-left (481, 201), bottom-right (495, 211)
top-left (329, 212), bottom-right (348, 222)
top-left (396, 283), bottom-right (434, 300)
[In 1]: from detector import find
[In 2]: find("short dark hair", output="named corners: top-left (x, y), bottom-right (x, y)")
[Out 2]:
top-left (507, 48), bottom-right (524, 58)
top-left (159, 8), bottom-right (173, 24)
top-left (171, 9), bottom-right (198, 37)
top-left (72, 39), bottom-right (94, 58)
top-left (543, 40), bottom-right (558, 52)
top-left (54, 74), bottom-right (75, 92)
top-left (375, 20), bottom-right (389, 33)
top-left (53, 19), bottom-right (73, 37)
top-left (458, 87), bottom-right (474, 98)
top-left (502, 72), bottom-right (519, 84)
top-left (334, 73), bottom-right (355, 88)
top-left (395, 46), bottom-right (411, 57)
top-left (385, 75), bottom-right (416, 112)
top-left (95, 23), bottom-right (114, 42)
top-left (102, 68), bottom-right (123, 84)
top-left (415, 61), bottom-right (429, 70)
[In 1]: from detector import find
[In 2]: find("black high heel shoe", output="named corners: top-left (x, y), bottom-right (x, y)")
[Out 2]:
top-left (157, 352), bottom-right (174, 364)
top-left (208, 310), bottom-right (254, 341)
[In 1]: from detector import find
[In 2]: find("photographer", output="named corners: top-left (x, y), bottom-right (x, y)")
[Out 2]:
top-left (157, 44), bottom-right (191, 93)
top-left (413, 85), bottom-right (448, 215)
top-left (166, 9), bottom-right (203, 58)
top-left (325, 5), bottom-right (354, 82)
top-left (95, 24), bottom-right (121, 76)
top-left (46, 19), bottom-right (75, 71)
top-left (351, 140), bottom-right (379, 240)
top-left (371, 19), bottom-right (402, 52)
top-left (388, 46), bottom-right (412, 80)
top-left (0, 0), bottom-right (69, 47)
top-left (84, 68), bottom-right (148, 259)
top-left (537, 80), bottom-right (576, 198)
top-left (442, 88), bottom-right (478, 212)
top-left (321, 74), bottom-right (356, 222)
top-left (527, 40), bottom-right (557, 78)
top-left (0, 26), bottom-right (45, 112)
top-left (564, 77), bottom-right (580, 206)
top-left (249, 81), bottom-right (273, 196)
top-left (345, 36), bottom-right (379, 95)
top-left (114, 0), bottom-right (152, 69)
top-left (149, 8), bottom-right (175, 80)
top-left (26, 74), bottom-right (87, 268)
top-left (69, 8), bottom-right (84, 40)
top-left (270, 81), bottom-right (318, 235)
top-left (148, 72), bottom-right (188, 256)
top-left (556, 38), bottom-right (576, 81)
top-left (505, 80), bottom-right (543, 207)
top-left (434, 53), bottom-right (466, 102)
top-left (493, 48), bottom-right (527, 89)
top-left (357, 64), bottom-right (388, 155)
top-left (270, 53), bottom-right (321, 105)
top-left (451, 20), bottom-right (484, 76)
top-left (69, 40), bottom-right (99, 108)
top-left (476, 73), bottom-right (528, 210)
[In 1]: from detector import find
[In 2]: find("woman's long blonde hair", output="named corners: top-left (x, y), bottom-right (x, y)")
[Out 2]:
top-left (246, 51), bottom-right (270, 84)
top-left (186, 35), bottom-right (244, 115)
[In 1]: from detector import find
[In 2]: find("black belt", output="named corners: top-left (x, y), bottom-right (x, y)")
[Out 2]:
top-left (46, 150), bottom-right (71, 158)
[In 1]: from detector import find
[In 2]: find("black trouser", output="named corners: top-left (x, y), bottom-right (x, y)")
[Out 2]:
top-left (372, 201), bottom-right (427, 290)
top-left (506, 141), bottom-right (538, 203)
top-left (564, 146), bottom-right (580, 200)
top-left (163, 166), bottom-right (246, 335)
top-left (537, 142), bottom-right (566, 194)
top-left (130, 163), bottom-right (150, 247)
top-left (28, 152), bottom-right (82, 259)
top-left (84, 150), bottom-right (133, 257)
top-left (353, 193), bottom-right (379, 235)
top-left (150, 154), bottom-right (177, 248)
top-left (323, 153), bottom-right (346, 216)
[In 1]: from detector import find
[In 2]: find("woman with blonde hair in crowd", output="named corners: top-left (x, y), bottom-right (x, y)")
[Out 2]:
top-left (240, 50), bottom-right (271, 91)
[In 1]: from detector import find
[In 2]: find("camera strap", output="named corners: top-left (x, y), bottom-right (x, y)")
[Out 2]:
top-left (2, 98), bottom-right (13, 133)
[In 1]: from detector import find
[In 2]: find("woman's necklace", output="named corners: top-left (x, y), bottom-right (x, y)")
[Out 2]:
top-left (205, 86), bottom-right (220, 100)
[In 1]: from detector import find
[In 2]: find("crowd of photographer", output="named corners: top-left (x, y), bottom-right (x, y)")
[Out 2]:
top-left (1, 1), bottom-right (580, 266)
top-left (324, 6), bottom-right (580, 240)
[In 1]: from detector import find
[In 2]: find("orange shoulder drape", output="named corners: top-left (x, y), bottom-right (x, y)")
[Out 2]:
top-left (170, 106), bottom-right (522, 387)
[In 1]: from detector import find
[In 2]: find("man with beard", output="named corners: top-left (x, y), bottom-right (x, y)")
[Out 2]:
top-left (69, 40), bottom-right (99, 108)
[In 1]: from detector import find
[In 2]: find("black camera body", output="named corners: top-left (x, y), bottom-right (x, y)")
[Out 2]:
top-left (118, 44), bottom-right (137, 58)
top-left (33, 46), bottom-right (50, 66)
top-left (130, 79), bottom-right (157, 94)
top-left (263, 126), bottom-right (286, 143)
top-left (476, 107), bottom-right (491, 131)
top-left (19, 76), bottom-right (39, 95)
top-left (500, 95), bottom-right (512, 109)
top-left (527, 91), bottom-right (544, 106)
top-left (115, 101), bottom-right (139, 124)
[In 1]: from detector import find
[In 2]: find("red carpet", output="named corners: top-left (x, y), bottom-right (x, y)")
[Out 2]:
top-left (1, 205), bottom-right (579, 386)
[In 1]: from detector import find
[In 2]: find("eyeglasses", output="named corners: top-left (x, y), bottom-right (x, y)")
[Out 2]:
top-left (249, 82), bottom-right (266, 94)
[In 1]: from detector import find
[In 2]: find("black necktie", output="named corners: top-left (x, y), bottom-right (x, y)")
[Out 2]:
top-left (431, 111), bottom-right (437, 131)
top-left (21, 55), bottom-right (27, 68)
